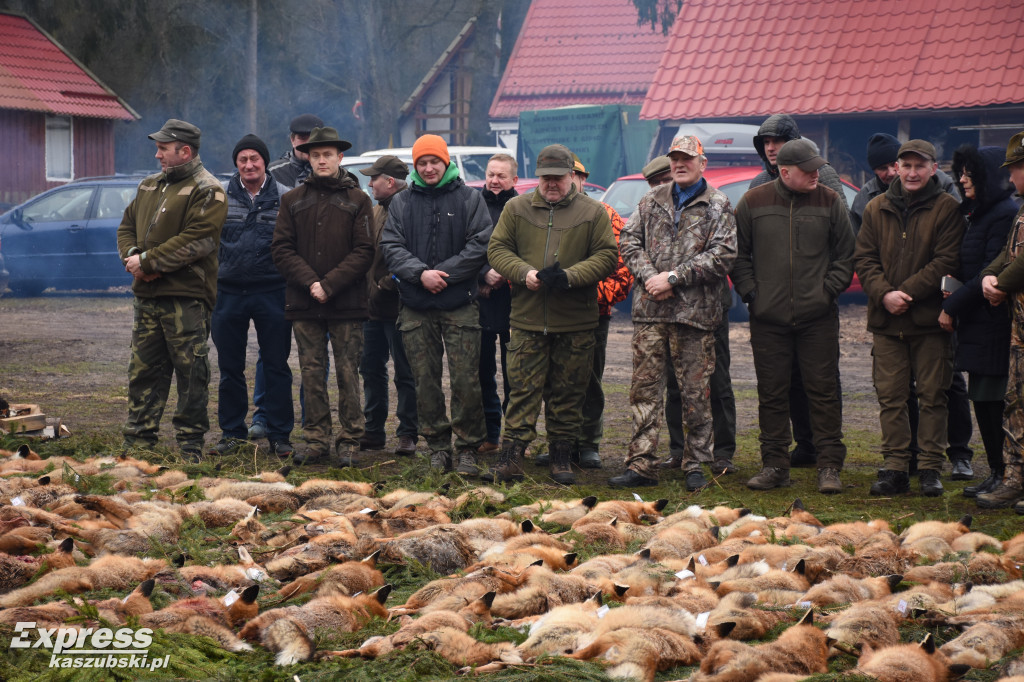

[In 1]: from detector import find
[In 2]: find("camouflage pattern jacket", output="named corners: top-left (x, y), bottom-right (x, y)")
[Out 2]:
top-left (619, 181), bottom-right (737, 331)
top-left (116, 156), bottom-right (227, 309)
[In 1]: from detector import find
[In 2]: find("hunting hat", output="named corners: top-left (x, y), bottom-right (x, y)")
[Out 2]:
top-left (359, 155), bottom-right (409, 179)
top-left (295, 127), bottom-right (352, 154)
top-left (411, 134), bottom-right (450, 166)
top-left (642, 155), bottom-right (671, 181)
top-left (668, 135), bottom-right (704, 158)
top-left (232, 134), bottom-right (270, 168)
top-left (535, 144), bottom-right (574, 176)
top-left (866, 133), bottom-right (901, 170)
top-left (777, 139), bottom-right (826, 172)
top-left (149, 118), bottom-right (201, 150)
top-left (1001, 131), bottom-right (1024, 168)
top-left (571, 153), bottom-right (589, 176)
top-left (897, 139), bottom-right (936, 162)
top-left (289, 114), bottom-right (324, 135)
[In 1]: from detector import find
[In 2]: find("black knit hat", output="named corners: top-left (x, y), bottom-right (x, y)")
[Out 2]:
top-left (232, 134), bottom-right (270, 168)
top-left (866, 133), bottom-right (901, 170)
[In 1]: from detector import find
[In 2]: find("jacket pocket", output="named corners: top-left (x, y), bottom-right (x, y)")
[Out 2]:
top-left (284, 283), bottom-right (311, 312)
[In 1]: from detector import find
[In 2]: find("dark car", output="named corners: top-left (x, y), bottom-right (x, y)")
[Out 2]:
top-left (0, 175), bottom-right (146, 296)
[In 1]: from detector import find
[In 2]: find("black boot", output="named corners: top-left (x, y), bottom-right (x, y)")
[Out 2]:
top-left (549, 440), bottom-right (576, 485)
top-left (963, 468), bottom-right (1002, 498)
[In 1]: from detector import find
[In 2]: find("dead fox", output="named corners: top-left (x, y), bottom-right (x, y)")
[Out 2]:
top-left (372, 524), bottom-right (476, 575)
top-left (572, 498), bottom-right (668, 528)
top-left (823, 599), bottom-right (904, 650)
top-left (705, 591), bottom-right (793, 641)
top-left (517, 592), bottom-right (603, 660)
top-left (854, 633), bottom-right (970, 682)
top-left (0, 554), bottom-right (166, 608)
top-left (491, 565), bottom-right (597, 618)
top-left (800, 573), bottom-right (902, 606)
top-left (569, 614), bottom-right (701, 682)
top-left (904, 553), bottom-right (1022, 585)
top-left (274, 551), bottom-right (384, 600)
top-left (939, 616), bottom-right (1024, 668)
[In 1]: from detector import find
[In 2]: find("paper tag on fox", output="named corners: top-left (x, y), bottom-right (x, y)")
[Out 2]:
top-left (360, 508), bottom-right (375, 514)
top-left (632, 493), bottom-right (643, 502)
top-left (698, 554), bottom-right (708, 566)
top-left (597, 605), bottom-right (610, 618)
top-left (246, 568), bottom-right (265, 581)
top-left (897, 599), bottom-right (908, 614)
top-left (695, 612), bottom-right (710, 630)
top-left (675, 569), bottom-right (695, 580)
top-left (11, 496), bottom-right (25, 507)
top-left (223, 590), bottom-right (240, 607)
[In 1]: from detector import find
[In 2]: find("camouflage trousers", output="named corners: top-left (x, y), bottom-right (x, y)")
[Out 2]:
top-left (578, 315), bottom-right (611, 449)
top-left (292, 319), bottom-right (364, 453)
top-left (626, 322), bottom-right (714, 478)
top-left (1002, 293), bottom-right (1024, 488)
top-left (398, 303), bottom-right (486, 452)
top-left (123, 296), bottom-right (211, 449)
top-left (502, 328), bottom-right (595, 445)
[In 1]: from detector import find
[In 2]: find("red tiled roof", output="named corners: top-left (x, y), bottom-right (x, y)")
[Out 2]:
top-left (0, 12), bottom-right (136, 120)
top-left (642, 0), bottom-right (1024, 120)
top-left (489, 0), bottom-right (669, 119)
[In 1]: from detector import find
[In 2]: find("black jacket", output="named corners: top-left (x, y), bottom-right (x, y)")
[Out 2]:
top-left (942, 145), bottom-right (1019, 376)
top-left (218, 174), bottom-right (288, 295)
top-left (268, 150), bottom-right (312, 190)
top-left (478, 187), bottom-right (516, 332)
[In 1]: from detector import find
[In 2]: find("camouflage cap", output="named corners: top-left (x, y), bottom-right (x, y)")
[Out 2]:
top-left (359, 155), bottom-right (409, 179)
top-left (148, 118), bottom-right (201, 150)
top-left (897, 139), bottom-right (936, 162)
top-left (777, 139), bottom-right (826, 172)
top-left (535, 144), bottom-right (574, 176)
top-left (642, 155), bottom-right (671, 181)
top-left (1001, 131), bottom-right (1024, 168)
top-left (668, 135), bottom-right (704, 158)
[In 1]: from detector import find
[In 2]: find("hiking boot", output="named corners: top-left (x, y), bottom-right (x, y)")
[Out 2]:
top-left (950, 458), bottom-right (974, 480)
top-left (269, 440), bottom-right (294, 458)
top-left (963, 469), bottom-right (1002, 498)
top-left (658, 453), bottom-right (683, 470)
top-left (481, 440), bottom-right (526, 484)
top-left (247, 421), bottom-right (268, 440)
top-left (455, 449), bottom-right (478, 477)
top-left (180, 445), bottom-right (203, 464)
top-left (578, 447), bottom-right (602, 469)
top-left (395, 435), bottom-right (417, 457)
top-left (359, 434), bottom-right (386, 451)
top-left (869, 469), bottom-right (910, 496)
top-left (429, 450), bottom-right (453, 473)
top-left (334, 444), bottom-right (360, 468)
top-left (1015, 499), bottom-right (1024, 515)
top-left (210, 437), bottom-right (246, 456)
top-left (608, 469), bottom-right (658, 488)
top-left (533, 450), bottom-right (550, 466)
top-left (919, 469), bottom-right (944, 497)
top-left (746, 466), bottom-right (791, 490)
top-left (685, 469), bottom-right (708, 492)
top-left (549, 440), bottom-right (576, 485)
top-left (477, 441), bottom-right (499, 455)
top-left (790, 446), bottom-right (817, 468)
top-left (712, 459), bottom-right (737, 475)
top-left (976, 481), bottom-right (1024, 509)
top-left (293, 448), bottom-right (328, 466)
top-left (817, 467), bottom-right (843, 494)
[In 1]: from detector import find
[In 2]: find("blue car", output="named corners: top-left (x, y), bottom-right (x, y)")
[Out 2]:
top-left (0, 175), bottom-right (145, 296)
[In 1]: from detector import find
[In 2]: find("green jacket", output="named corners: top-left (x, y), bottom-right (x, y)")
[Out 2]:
top-left (116, 156), bottom-right (227, 308)
top-left (733, 178), bottom-right (854, 326)
top-left (855, 176), bottom-right (965, 335)
top-left (487, 185), bottom-right (617, 333)
top-left (981, 202), bottom-right (1024, 292)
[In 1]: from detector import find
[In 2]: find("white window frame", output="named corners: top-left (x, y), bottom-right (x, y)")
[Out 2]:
top-left (45, 114), bottom-right (74, 181)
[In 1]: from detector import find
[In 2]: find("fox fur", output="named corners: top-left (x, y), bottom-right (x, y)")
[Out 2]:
top-left (0, 554), bottom-right (165, 608)
top-left (855, 633), bottom-right (970, 682)
top-left (800, 573), bottom-right (902, 606)
top-left (274, 552), bottom-right (383, 600)
top-left (706, 591), bottom-right (793, 641)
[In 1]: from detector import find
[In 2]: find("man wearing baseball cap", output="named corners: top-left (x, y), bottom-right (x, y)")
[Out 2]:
top-left (733, 138), bottom-right (855, 494)
top-left (856, 139), bottom-right (966, 497)
top-left (613, 135), bottom-right (736, 489)
top-left (484, 144), bottom-right (617, 484)
top-left (978, 130), bottom-right (1024, 510)
top-left (272, 127), bottom-right (374, 467)
top-left (268, 113), bottom-right (325, 189)
top-left (116, 118), bottom-right (227, 461)
top-left (357, 156), bottom-right (419, 459)
top-left (381, 134), bottom-right (492, 474)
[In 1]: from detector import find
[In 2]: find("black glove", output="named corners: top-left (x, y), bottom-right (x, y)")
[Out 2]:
top-left (537, 261), bottom-right (570, 290)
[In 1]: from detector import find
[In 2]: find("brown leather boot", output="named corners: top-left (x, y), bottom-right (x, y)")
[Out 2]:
top-left (481, 439), bottom-right (526, 483)
top-left (549, 440), bottom-right (576, 485)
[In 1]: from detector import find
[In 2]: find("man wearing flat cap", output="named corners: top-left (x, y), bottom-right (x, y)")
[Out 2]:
top-left (614, 135), bottom-right (735, 490)
top-left (269, 113), bottom-right (325, 190)
top-left (484, 143), bottom-right (617, 484)
top-left (977, 130), bottom-right (1024, 510)
top-left (271, 127), bottom-right (374, 467)
top-left (357, 156), bottom-right (418, 459)
top-left (856, 139), bottom-right (965, 497)
top-left (209, 135), bottom-right (294, 459)
top-left (116, 118), bottom-right (228, 461)
top-left (733, 138), bottom-right (855, 494)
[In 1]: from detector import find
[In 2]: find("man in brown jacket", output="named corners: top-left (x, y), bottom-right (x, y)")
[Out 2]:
top-left (271, 127), bottom-right (374, 466)
top-left (855, 139), bottom-right (965, 497)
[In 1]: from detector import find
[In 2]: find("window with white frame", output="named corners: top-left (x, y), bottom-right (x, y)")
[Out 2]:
top-left (45, 115), bottom-right (73, 180)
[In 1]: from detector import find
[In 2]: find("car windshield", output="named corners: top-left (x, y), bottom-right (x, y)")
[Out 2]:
top-left (21, 187), bottom-right (94, 223)
top-left (601, 179), bottom-right (650, 219)
top-left (460, 154), bottom-right (493, 182)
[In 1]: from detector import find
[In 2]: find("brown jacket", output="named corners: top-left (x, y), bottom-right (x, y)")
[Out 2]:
top-left (855, 176), bottom-right (965, 335)
top-left (271, 171), bottom-right (374, 321)
top-left (366, 189), bottom-right (405, 321)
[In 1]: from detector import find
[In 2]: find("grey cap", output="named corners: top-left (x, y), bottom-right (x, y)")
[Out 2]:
top-left (898, 139), bottom-right (937, 162)
top-left (148, 118), bottom-right (201, 150)
top-left (642, 155), bottom-right (671, 181)
top-left (535, 144), bottom-right (574, 176)
top-left (776, 139), bottom-right (826, 172)
top-left (359, 155), bottom-right (409, 179)
top-left (289, 114), bottom-right (324, 135)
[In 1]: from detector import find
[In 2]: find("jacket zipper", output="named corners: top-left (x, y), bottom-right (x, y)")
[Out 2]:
top-left (542, 205), bottom-right (554, 334)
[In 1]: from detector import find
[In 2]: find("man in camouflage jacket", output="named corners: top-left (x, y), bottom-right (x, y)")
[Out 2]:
top-left (613, 136), bottom-right (737, 490)
top-left (116, 119), bottom-right (227, 460)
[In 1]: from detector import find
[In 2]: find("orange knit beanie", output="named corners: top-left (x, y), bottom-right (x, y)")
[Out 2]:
top-left (412, 134), bottom-right (450, 166)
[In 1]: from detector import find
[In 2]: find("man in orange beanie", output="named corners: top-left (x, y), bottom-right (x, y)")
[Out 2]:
top-left (381, 135), bottom-right (493, 474)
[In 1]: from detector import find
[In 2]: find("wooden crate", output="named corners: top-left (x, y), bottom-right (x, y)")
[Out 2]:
top-left (0, 403), bottom-right (47, 433)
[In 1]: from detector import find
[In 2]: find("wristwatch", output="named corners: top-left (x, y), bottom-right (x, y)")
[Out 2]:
top-left (666, 270), bottom-right (679, 286)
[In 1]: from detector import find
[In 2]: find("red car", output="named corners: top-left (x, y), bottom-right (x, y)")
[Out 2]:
top-left (465, 178), bottom-right (606, 196)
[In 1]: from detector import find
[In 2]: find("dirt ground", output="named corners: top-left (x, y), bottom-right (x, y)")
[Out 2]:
top-left (0, 292), bottom-right (915, 484)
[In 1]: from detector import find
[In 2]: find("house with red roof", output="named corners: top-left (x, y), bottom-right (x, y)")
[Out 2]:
top-left (641, 0), bottom-right (1024, 183)
top-left (0, 11), bottom-right (137, 205)
top-left (488, 0), bottom-right (669, 151)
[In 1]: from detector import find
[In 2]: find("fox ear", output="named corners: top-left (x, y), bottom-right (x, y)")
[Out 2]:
top-left (687, 556), bottom-right (696, 571)
top-left (173, 554), bottom-right (188, 567)
top-left (792, 498), bottom-right (805, 511)
top-left (530, 558), bottom-right (544, 567)
top-left (581, 495), bottom-right (598, 508)
top-left (37, 475), bottom-right (51, 485)
top-left (241, 584), bottom-right (260, 604)
top-left (709, 526), bottom-right (719, 540)
top-left (797, 608), bottom-right (813, 626)
top-left (17, 444), bottom-right (30, 458)
top-left (726, 554), bottom-right (740, 567)
top-left (478, 591), bottom-right (496, 609)
top-left (948, 663), bottom-right (971, 679)
top-left (635, 548), bottom-right (652, 560)
top-left (707, 581), bottom-right (721, 591)
top-left (608, 516), bottom-right (618, 527)
top-left (374, 584), bottom-right (393, 604)
top-left (238, 546), bottom-right (253, 563)
top-left (886, 574), bottom-right (903, 590)
top-left (363, 550), bottom-right (381, 565)
top-left (138, 579), bottom-right (156, 597)
top-left (587, 591), bottom-right (603, 605)
top-left (793, 559), bottom-right (806, 575)
top-left (614, 584), bottom-right (629, 597)
top-left (737, 508), bottom-right (751, 517)
top-left (563, 553), bottom-right (577, 566)
top-left (276, 465), bottom-right (292, 477)
top-left (654, 498), bottom-right (669, 512)
top-left (59, 537), bottom-right (75, 553)
top-left (715, 622), bottom-right (737, 638)
top-left (521, 519), bottom-right (534, 533)
top-left (919, 632), bottom-right (936, 654)
top-left (958, 514), bottom-right (972, 529)
top-left (825, 635), bottom-right (837, 649)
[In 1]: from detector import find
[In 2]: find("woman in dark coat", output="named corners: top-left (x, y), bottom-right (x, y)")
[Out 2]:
top-left (940, 145), bottom-right (1021, 496)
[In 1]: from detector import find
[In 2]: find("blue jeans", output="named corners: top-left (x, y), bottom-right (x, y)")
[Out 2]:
top-left (360, 319), bottom-right (418, 439)
top-left (210, 288), bottom-right (293, 442)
